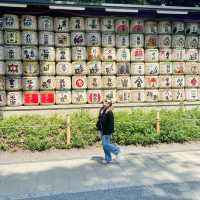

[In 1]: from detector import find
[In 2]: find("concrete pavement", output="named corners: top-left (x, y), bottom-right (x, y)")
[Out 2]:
top-left (1, 143), bottom-right (200, 200)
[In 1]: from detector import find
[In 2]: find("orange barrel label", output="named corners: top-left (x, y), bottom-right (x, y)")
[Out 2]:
top-left (23, 91), bottom-right (39, 105)
top-left (40, 91), bottom-right (55, 105)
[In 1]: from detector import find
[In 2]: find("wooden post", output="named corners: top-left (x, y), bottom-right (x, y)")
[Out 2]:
top-left (65, 114), bottom-right (71, 145)
top-left (156, 111), bottom-right (160, 134)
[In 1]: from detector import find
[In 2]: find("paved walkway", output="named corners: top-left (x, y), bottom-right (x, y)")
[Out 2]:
top-left (1, 142), bottom-right (200, 200)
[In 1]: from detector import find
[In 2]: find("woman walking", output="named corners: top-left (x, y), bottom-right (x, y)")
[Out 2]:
top-left (96, 100), bottom-right (121, 164)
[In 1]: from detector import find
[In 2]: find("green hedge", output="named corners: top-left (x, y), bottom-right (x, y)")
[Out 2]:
top-left (1, 109), bottom-right (200, 151)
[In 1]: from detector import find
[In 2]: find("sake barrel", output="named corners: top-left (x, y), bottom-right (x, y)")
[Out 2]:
top-left (0, 31), bottom-right (3, 45)
top-left (23, 61), bottom-right (39, 76)
top-left (0, 62), bottom-right (5, 75)
top-left (172, 48), bottom-right (185, 61)
top-left (185, 36), bottom-right (198, 48)
top-left (39, 76), bottom-right (55, 90)
top-left (71, 32), bottom-right (86, 46)
top-left (159, 89), bottom-right (173, 101)
top-left (87, 90), bottom-right (102, 104)
top-left (159, 48), bottom-right (172, 61)
top-left (158, 35), bottom-right (171, 48)
top-left (39, 31), bottom-right (54, 46)
top-left (86, 18), bottom-right (100, 31)
top-left (0, 18), bottom-right (3, 31)
top-left (145, 63), bottom-right (159, 75)
top-left (172, 35), bottom-right (185, 48)
top-left (40, 91), bottom-right (55, 105)
top-left (131, 89), bottom-right (145, 102)
top-left (116, 62), bottom-right (130, 75)
top-left (158, 21), bottom-right (171, 34)
top-left (172, 21), bottom-right (185, 34)
top-left (23, 77), bottom-right (39, 91)
top-left (159, 62), bottom-right (173, 75)
top-left (144, 49), bottom-right (159, 62)
top-left (186, 49), bottom-right (198, 62)
top-left (56, 48), bottom-right (71, 61)
top-left (72, 76), bottom-right (87, 89)
top-left (72, 61), bottom-right (87, 75)
top-left (173, 62), bottom-right (185, 74)
top-left (6, 61), bottom-right (22, 75)
top-left (38, 16), bottom-right (53, 31)
top-left (116, 76), bottom-right (131, 89)
top-left (185, 75), bottom-right (199, 88)
top-left (144, 21), bottom-right (157, 34)
top-left (131, 48), bottom-right (144, 61)
top-left (22, 46), bottom-right (38, 61)
top-left (185, 88), bottom-right (198, 101)
top-left (101, 32), bottom-right (115, 47)
top-left (159, 75), bottom-right (172, 88)
top-left (0, 91), bottom-right (6, 106)
top-left (23, 91), bottom-right (40, 106)
top-left (6, 76), bottom-right (22, 91)
top-left (22, 31), bottom-right (38, 45)
top-left (40, 61), bottom-right (55, 75)
top-left (103, 89), bottom-right (116, 103)
top-left (0, 76), bottom-right (5, 90)
top-left (70, 17), bottom-right (85, 31)
top-left (56, 62), bottom-right (72, 75)
top-left (0, 46), bottom-right (3, 60)
top-left (130, 62), bottom-right (144, 75)
top-left (87, 47), bottom-right (101, 61)
top-left (130, 19), bottom-right (144, 33)
top-left (55, 90), bottom-right (71, 105)
top-left (102, 48), bottom-right (116, 61)
top-left (116, 90), bottom-right (131, 103)
top-left (172, 75), bottom-right (185, 88)
top-left (54, 17), bottom-right (69, 32)
top-left (4, 31), bottom-right (21, 45)
top-left (72, 90), bottom-right (87, 104)
top-left (185, 22), bottom-right (198, 35)
top-left (5, 46), bottom-right (21, 60)
top-left (116, 34), bottom-right (129, 48)
top-left (87, 76), bottom-right (102, 89)
top-left (131, 76), bottom-right (145, 89)
top-left (72, 47), bottom-right (86, 61)
top-left (144, 76), bottom-right (159, 88)
top-left (145, 35), bottom-right (158, 48)
top-left (55, 33), bottom-right (70, 47)
top-left (144, 89), bottom-right (159, 102)
top-left (3, 14), bottom-right (19, 30)
top-left (185, 62), bottom-right (200, 75)
top-left (115, 18), bottom-right (129, 34)
top-left (55, 76), bottom-right (71, 90)
top-left (116, 48), bottom-right (130, 62)
top-left (102, 62), bottom-right (116, 75)
top-left (87, 61), bottom-right (101, 75)
top-left (86, 32), bottom-right (101, 46)
top-left (102, 76), bottom-right (116, 89)
top-left (21, 15), bottom-right (37, 30)
top-left (172, 89), bottom-right (185, 101)
top-left (7, 92), bottom-right (22, 106)
top-left (130, 34), bottom-right (144, 48)
top-left (39, 47), bottom-right (55, 61)
top-left (101, 18), bottom-right (115, 32)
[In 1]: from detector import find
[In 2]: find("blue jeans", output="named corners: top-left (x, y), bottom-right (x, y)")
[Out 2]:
top-left (100, 131), bottom-right (120, 162)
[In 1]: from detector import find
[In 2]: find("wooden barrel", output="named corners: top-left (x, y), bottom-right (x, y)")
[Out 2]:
top-left (116, 48), bottom-right (130, 62)
top-left (54, 17), bottom-right (69, 32)
top-left (23, 91), bottom-right (40, 106)
top-left (130, 19), bottom-right (144, 33)
top-left (4, 31), bottom-right (21, 45)
top-left (56, 62), bottom-right (72, 75)
top-left (172, 89), bottom-right (185, 101)
top-left (23, 61), bottom-right (39, 76)
top-left (39, 76), bottom-right (55, 90)
top-left (144, 21), bottom-right (157, 34)
top-left (6, 76), bottom-right (22, 91)
top-left (0, 31), bottom-right (3, 45)
top-left (6, 61), bottom-right (22, 75)
top-left (185, 22), bottom-right (198, 35)
top-left (5, 46), bottom-right (21, 60)
top-left (172, 35), bottom-right (185, 48)
top-left (116, 62), bottom-right (130, 75)
top-left (72, 76), bottom-right (87, 89)
top-left (40, 91), bottom-right (55, 105)
top-left (116, 90), bottom-right (131, 103)
top-left (102, 48), bottom-right (116, 61)
top-left (56, 48), bottom-right (71, 61)
top-left (22, 46), bottom-right (38, 61)
top-left (85, 18), bottom-right (100, 31)
top-left (72, 90), bottom-right (87, 104)
top-left (0, 76), bottom-right (5, 90)
top-left (0, 46), bottom-right (3, 60)
top-left (131, 76), bottom-right (145, 89)
top-left (0, 62), bottom-right (5, 75)
top-left (144, 49), bottom-right (159, 62)
top-left (144, 76), bottom-right (159, 88)
top-left (158, 35), bottom-right (171, 48)
top-left (39, 47), bottom-right (55, 61)
top-left (145, 63), bottom-right (159, 75)
top-left (72, 61), bottom-right (87, 75)
top-left (130, 34), bottom-right (144, 48)
top-left (159, 48), bottom-right (172, 61)
top-left (103, 90), bottom-right (116, 103)
top-left (3, 14), bottom-right (19, 30)
top-left (87, 76), bottom-right (102, 89)
top-left (87, 47), bottom-right (101, 61)
top-left (159, 75), bottom-right (172, 88)
top-left (185, 88), bottom-right (198, 101)
top-left (7, 92), bottom-right (22, 106)
top-left (185, 36), bottom-right (198, 48)
top-left (55, 76), bottom-right (71, 90)
top-left (172, 21), bottom-right (185, 34)
top-left (131, 48), bottom-right (144, 61)
top-left (0, 91), bottom-right (6, 106)
top-left (87, 90), bottom-right (102, 104)
top-left (185, 75), bottom-right (199, 88)
top-left (185, 62), bottom-right (200, 75)
top-left (186, 49), bottom-right (198, 62)
top-left (102, 62), bottom-right (116, 75)
top-left (102, 76), bottom-right (116, 89)
top-left (144, 89), bottom-right (158, 102)
top-left (22, 31), bottom-right (38, 45)
top-left (101, 17), bottom-right (115, 32)
top-left (55, 33), bottom-right (70, 47)
top-left (39, 31), bottom-right (54, 46)
top-left (38, 16), bottom-right (53, 31)
top-left (115, 18), bottom-right (129, 34)
top-left (172, 48), bottom-right (185, 61)
top-left (145, 35), bottom-right (158, 48)
top-left (116, 34), bottom-right (129, 48)
top-left (87, 61), bottom-right (101, 75)
top-left (21, 15), bottom-right (37, 30)
top-left (40, 61), bottom-right (55, 75)
top-left (71, 32), bottom-right (86, 46)
top-left (23, 77), bottom-right (39, 91)
top-left (101, 32), bottom-right (115, 47)
top-left (72, 47), bottom-right (86, 61)
top-left (86, 32), bottom-right (101, 46)
top-left (158, 21), bottom-right (171, 34)
top-left (159, 62), bottom-right (173, 75)
top-left (116, 76), bottom-right (131, 89)
top-left (159, 89), bottom-right (173, 101)
top-left (131, 89), bottom-right (145, 102)
top-left (130, 62), bottom-right (144, 75)
top-left (70, 17), bottom-right (85, 31)
top-left (173, 62), bottom-right (185, 74)
top-left (172, 75), bottom-right (185, 88)
top-left (55, 90), bottom-right (71, 105)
